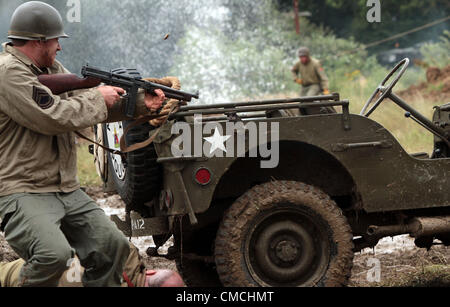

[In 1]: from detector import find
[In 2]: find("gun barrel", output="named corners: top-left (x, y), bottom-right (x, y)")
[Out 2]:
top-left (141, 82), bottom-right (199, 102)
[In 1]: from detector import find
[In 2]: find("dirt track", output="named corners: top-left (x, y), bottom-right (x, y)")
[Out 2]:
top-left (1, 186), bottom-right (449, 287)
top-left (398, 65), bottom-right (450, 103)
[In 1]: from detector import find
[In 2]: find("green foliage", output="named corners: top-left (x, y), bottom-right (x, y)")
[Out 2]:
top-left (274, 0), bottom-right (450, 53)
top-left (171, 0), bottom-right (388, 103)
top-left (77, 144), bottom-right (102, 187)
top-left (420, 31), bottom-right (450, 68)
top-left (172, 28), bottom-right (289, 102)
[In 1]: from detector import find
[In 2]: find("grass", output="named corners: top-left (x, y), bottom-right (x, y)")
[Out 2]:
top-left (77, 143), bottom-right (103, 187)
top-left (335, 69), bottom-right (436, 155)
top-left (379, 265), bottom-right (450, 287)
top-left (250, 66), bottom-right (437, 154)
top-left (368, 97), bottom-right (435, 154)
top-left (427, 82), bottom-right (444, 93)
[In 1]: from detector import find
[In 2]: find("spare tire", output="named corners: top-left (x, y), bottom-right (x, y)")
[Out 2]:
top-left (103, 121), bottom-right (162, 216)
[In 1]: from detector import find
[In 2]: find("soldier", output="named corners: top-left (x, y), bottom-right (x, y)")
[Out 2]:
top-left (1, 244), bottom-right (184, 287)
top-left (292, 47), bottom-right (330, 97)
top-left (0, 1), bottom-right (183, 287)
top-left (291, 47), bottom-right (335, 115)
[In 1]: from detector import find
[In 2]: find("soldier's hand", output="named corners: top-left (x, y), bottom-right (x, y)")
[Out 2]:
top-left (145, 89), bottom-right (165, 113)
top-left (150, 100), bottom-right (187, 127)
top-left (323, 89), bottom-right (330, 95)
top-left (150, 101), bottom-right (171, 127)
top-left (295, 78), bottom-right (303, 85)
top-left (98, 86), bottom-right (125, 109)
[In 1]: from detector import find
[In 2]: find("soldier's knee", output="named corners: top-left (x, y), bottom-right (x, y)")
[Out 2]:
top-left (118, 235), bottom-right (130, 258)
top-left (41, 247), bottom-right (73, 274)
top-left (111, 229), bottom-right (129, 252)
top-left (99, 228), bottom-right (129, 260)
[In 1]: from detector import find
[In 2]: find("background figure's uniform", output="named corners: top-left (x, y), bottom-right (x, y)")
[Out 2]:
top-left (0, 42), bottom-right (152, 287)
top-left (292, 57), bottom-right (329, 96)
top-left (291, 58), bottom-right (335, 115)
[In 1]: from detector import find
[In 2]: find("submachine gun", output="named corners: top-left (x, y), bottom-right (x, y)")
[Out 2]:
top-left (38, 64), bottom-right (200, 118)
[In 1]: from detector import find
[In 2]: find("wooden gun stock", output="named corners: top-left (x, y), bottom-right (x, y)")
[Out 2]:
top-left (38, 74), bottom-right (102, 95)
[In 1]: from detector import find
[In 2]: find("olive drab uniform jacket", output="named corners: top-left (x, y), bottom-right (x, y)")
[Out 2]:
top-left (0, 42), bottom-right (150, 197)
top-left (291, 57), bottom-right (329, 91)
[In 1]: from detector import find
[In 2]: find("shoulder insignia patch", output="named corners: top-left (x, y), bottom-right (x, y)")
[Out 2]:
top-left (32, 86), bottom-right (54, 110)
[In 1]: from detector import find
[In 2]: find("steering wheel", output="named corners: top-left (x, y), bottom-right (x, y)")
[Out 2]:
top-left (360, 58), bottom-right (410, 117)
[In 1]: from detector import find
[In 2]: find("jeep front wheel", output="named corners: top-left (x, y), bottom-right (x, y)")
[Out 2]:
top-left (214, 181), bottom-right (354, 287)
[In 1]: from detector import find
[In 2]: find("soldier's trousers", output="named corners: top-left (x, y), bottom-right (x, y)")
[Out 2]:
top-left (300, 84), bottom-right (321, 97)
top-left (0, 190), bottom-right (130, 287)
top-left (0, 242), bottom-right (146, 287)
top-left (284, 84), bottom-right (334, 117)
top-left (300, 84), bottom-right (336, 115)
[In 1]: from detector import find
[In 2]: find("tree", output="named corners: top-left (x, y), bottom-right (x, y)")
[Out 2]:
top-left (274, 0), bottom-right (450, 52)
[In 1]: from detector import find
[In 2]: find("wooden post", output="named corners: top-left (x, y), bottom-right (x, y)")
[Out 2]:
top-left (294, 0), bottom-right (300, 34)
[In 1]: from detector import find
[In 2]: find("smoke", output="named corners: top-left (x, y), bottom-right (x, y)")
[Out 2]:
top-left (170, 0), bottom-right (297, 103)
top-left (1, 0), bottom-right (286, 103)
top-left (59, 0), bottom-right (219, 76)
top-left (0, 0), bottom-right (23, 40)
top-left (0, 0), bottom-right (223, 74)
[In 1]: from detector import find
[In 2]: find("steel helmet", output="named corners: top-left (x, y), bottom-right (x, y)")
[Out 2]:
top-left (298, 47), bottom-right (310, 57)
top-left (8, 1), bottom-right (69, 41)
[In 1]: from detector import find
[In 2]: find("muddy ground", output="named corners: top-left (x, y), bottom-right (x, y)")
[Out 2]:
top-left (398, 65), bottom-right (450, 103)
top-left (1, 186), bottom-right (449, 287)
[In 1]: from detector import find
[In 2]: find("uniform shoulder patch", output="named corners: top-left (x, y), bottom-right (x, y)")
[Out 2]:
top-left (32, 86), bottom-right (54, 110)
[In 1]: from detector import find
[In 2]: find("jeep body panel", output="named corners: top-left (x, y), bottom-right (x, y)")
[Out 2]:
top-left (155, 113), bottom-right (450, 216)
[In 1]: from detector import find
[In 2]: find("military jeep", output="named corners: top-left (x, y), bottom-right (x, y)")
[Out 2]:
top-left (94, 59), bottom-right (450, 287)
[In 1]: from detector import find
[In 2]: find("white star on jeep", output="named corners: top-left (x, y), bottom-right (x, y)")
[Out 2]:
top-left (204, 128), bottom-right (231, 155)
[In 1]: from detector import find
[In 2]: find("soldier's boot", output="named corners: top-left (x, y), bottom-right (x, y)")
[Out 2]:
top-left (0, 260), bottom-right (24, 287)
